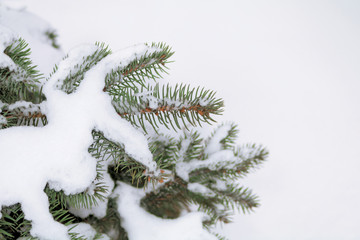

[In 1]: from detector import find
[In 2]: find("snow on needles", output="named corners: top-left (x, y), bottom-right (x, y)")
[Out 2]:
top-left (66, 223), bottom-right (110, 240)
top-left (205, 124), bottom-right (232, 155)
top-left (0, 100), bottom-right (6, 125)
top-left (176, 124), bottom-right (236, 181)
top-left (0, 25), bottom-right (17, 69)
top-left (114, 182), bottom-right (218, 240)
top-left (0, 44), bottom-right (158, 240)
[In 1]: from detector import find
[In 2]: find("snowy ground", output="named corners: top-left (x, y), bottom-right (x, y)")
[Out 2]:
top-left (4, 0), bottom-right (360, 239)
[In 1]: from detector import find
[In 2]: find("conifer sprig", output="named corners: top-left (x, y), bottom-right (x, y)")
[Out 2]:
top-left (45, 176), bottom-right (108, 211)
top-left (0, 102), bottom-right (47, 128)
top-left (112, 83), bottom-right (224, 132)
top-left (0, 39), bottom-right (44, 104)
top-left (188, 144), bottom-right (268, 183)
top-left (0, 204), bottom-right (31, 239)
top-left (52, 42), bottom-right (111, 94)
top-left (3, 39), bottom-right (42, 84)
top-left (85, 198), bottom-right (129, 240)
top-left (45, 30), bottom-right (60, 49)
top-left (89, 130), bottom-right (149, 185)
top-left (140, 176), bottom-right (191, 219)
top-left (149, 134), bottom-right (178, 167)
top-left (104, 42), bottom-right (174, 92)
top-left (139, 124), bottom-right (268, 230)
top-left (90, 130), bottom-right (169, 187)
top-left (205, 123), bottom-right (239, 151)
top-left (210, 184), bottom-right (259, 214)
top-left (178, 131), bottom-right (204, 162)
top-left (0, 197), bottom-right (81, 240)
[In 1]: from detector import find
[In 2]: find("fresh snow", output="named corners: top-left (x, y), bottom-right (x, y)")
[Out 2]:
top-left (0, 4), bottom-right (63, 75)
top-left (175, 124), bottom-right (238, 181)
top-left (8, 100), bottom-right (45, 115)
top-left (204, 124), bottom-right (232, 156)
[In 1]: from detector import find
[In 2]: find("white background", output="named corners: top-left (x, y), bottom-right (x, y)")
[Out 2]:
top-left (6, 0), bottom-right (360, 239)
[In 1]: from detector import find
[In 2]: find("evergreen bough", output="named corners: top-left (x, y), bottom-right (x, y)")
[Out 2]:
top-left (0, 28), bottom-right (267, 240)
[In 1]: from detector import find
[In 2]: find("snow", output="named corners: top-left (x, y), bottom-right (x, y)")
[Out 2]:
top-left (69, 158), bottom-right (115, 219)
top-left (0, 25), bottom-right (17, 69)
top-left (0, 115), bottom-right (6, 124)
top-left (43, 43), bottom-right (158, 171)
top-left (176, 149), bottom-right (236, 181)
top-left (0, 43), bottom-right (159, 239)
top-left (0, 4), bottom-right (63, 75)
top-left (212, 179), bottom-right (227, 191)
top-left (0, 100), bottom-right (6, 125)
top-left (187, 183), bottom-right (216, 197)
top-left (51, 44), bottom-right (99, 89)
top-left (67, 223), bottom-right (110, 240)
top-left (68, 223), bottom-right (97, 239)
top-left (175, 130), bottom-right (239, 182)
top-left (8, 101), bottom-right (45, 115)
top-left (204, 124), bottom-right (232, 155)
top-left (114, 182), bottom-right (218, 240)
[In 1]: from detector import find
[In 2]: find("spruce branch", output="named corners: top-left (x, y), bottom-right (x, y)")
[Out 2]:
top-left (45, 183), bottom-right (108, 211)
top-left (0, 80), bottom-right (43, 104)
top-left (89, 130), bottom-right (147, 186)
top-left (112, 83), bottom-right (224, 133)
top-left (204, 122), bottom-right (239, 152)
top-left (51, 42), bottom-right (111, 94)
top-left (177, 130), bottom-right (204, 163)
top-left (209, 184), bottom-right (259, 214)
top-left (0, 102), bottom-right (47, 128)
top-left (47, 194), bottom-right (77, 226)
top-left (104, 42), bottom-right (174, 92)
top-left (0, 204), bottom-right (31, 239)
top-left (0, 192), bottom-right (80, 240)
top-left (44, 30), bottom-right (60, 49)
top-left (44, 159), bottom-right (108, 210)
top-left (141, 176), bottom-right (233, 226)
top-left (0, 39), bottom-right (44, 104)
top-left (141, 176), bottom-right (191, 219)
top-left (86, 198), bottom-right (129, 240)
top-left (149, 133), bottom-right (178, 168)
top-left (3, 38), bottom-right (42, 84)
top-left (188, 143), bottom-right (268, 183)
top-left (138, 123), bottom-right (268, 232)
top-left (89, 131), bottom-right (167, 187)
top-left (209, 232), bottom-right (229, 240)
top-left (233, 143), bottom-right (268, 177)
